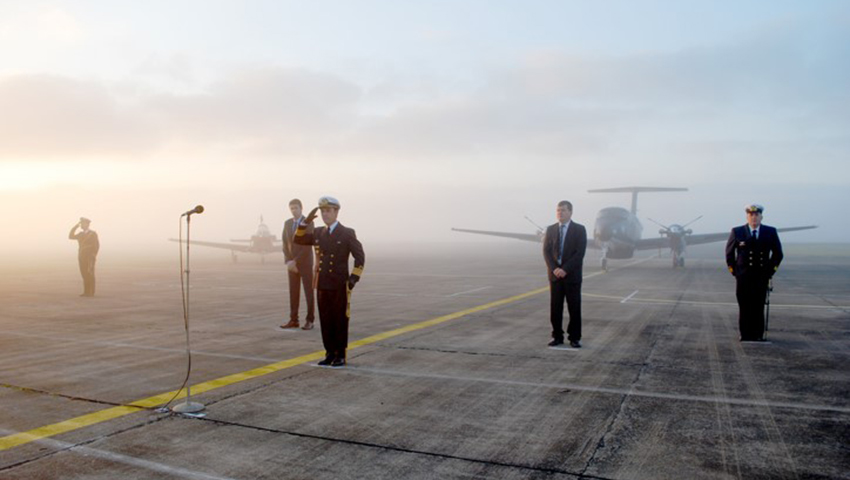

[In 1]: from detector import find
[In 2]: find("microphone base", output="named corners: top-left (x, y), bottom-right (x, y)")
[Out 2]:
top-left (171, 401), bottom-right (205, 414)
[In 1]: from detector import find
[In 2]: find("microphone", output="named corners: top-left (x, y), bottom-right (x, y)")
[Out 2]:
top-left (181, 205), bottom-right (205, 217)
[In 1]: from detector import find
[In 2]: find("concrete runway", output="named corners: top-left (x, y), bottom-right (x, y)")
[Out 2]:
top-left (1, 243), bottom-right (848, 479)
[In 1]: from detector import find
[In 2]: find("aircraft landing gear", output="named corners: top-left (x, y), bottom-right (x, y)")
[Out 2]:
top-left (600, 245), bottom-right (609, 271)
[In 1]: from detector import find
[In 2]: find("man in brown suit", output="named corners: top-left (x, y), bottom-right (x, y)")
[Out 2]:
top-left (69, 217), bottom-right (99, 297)
top-left (281, 199), bottom-right (315, 330)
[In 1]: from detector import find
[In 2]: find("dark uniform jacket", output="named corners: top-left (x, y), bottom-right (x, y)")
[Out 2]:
top-left (725, 224), bottom-right (783, 278)
top-left (70, 230), bottom-right (99, 258)
top-left (282, 217), bottom-right (314, 271)
top-left (294, 223), bottom-right (365, 290)
top-left (543, 221), bottom-right (587, 284)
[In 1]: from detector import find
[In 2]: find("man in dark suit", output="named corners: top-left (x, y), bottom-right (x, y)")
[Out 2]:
top-left (281, 199), bottom-right (315, 330)
top-left (543, 201), bottom-right (587, 348)
top-left (68, 217), bottom-right (99, 297)
top-left (726, 204), bottom-right (783, 341)
top-left (294, 196), bottom-right (365, 367)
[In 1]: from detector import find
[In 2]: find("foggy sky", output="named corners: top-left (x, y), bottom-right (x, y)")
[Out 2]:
top-left (1, 1), bottom-right (848, 262)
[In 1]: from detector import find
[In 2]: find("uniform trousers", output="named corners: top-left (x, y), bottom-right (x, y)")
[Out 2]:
top-left (550, 279), bottom-right (582, 342)
top-left (79, 254), bottom-right (96, 296)
top-left (317, 287), bottom-right (349, 358)
top-left (735, 274), bottom-right (769, 340)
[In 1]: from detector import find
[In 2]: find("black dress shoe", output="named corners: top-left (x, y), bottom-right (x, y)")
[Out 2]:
top-left (317, 357), bottom-right (333, 366)
top-left (569, 340), bottom-right (582, 348)
top-left (330, 358), bottom-right (346, 367)
top-left (548, 339), bottom-right (564, 347)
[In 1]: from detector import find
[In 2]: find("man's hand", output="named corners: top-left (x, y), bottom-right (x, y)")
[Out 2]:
top-left (286, 261), bottom-right (298, 273)
top-left (728, 266), bottom-right (735, 276)
top-left (553, 268), bottom-right (567, 279)
top-left (304, 207), bottom-right (319, 225)
top-left (347, 276), bottom-right (358, 290)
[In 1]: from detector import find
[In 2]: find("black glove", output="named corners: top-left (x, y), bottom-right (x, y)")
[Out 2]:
top-left (304, 207), bottom-right (319, 224)
top-left (347, 276), bottom-right (358, 290)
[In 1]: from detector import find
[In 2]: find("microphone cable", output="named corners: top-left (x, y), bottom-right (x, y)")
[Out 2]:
top-left (156, 215), bottom-right (194, 412)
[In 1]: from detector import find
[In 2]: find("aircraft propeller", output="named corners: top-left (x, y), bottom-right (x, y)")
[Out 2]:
top-left (647, 215), bottom-right (703, 237)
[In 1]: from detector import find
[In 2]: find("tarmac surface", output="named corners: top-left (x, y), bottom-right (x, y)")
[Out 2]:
top-left (1, 243), bottom-right (848, 479)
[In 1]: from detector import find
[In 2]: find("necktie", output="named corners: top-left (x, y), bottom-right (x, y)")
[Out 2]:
top-left (558, 224), bottom-right (566, 262)
top-left (752, 229), bottom-right (758, 239)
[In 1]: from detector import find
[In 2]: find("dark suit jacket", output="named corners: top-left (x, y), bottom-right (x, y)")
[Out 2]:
top-left (543, 221), bottom-right (587, 283)
top-left (725, 224), bottom-right (783, 278)
top-left (294, 223), bottom-right (365, 290)
top-left (283, 217), bottom-right (314, 271)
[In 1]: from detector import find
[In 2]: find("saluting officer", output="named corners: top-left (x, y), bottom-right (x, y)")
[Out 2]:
top-left (69, 217), bottom-right (100, 297)
top-left (294, 196), bottom-right (365, 367)
top-left (725, 204), bottom-right (783, 341)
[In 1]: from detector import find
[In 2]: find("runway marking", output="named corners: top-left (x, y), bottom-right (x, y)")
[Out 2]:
top-left (548, 346), bottom-right (581, 352)
top-left (449, 286), bottom-right (492, 297)
top-left (620, 290), bottom-right (639, 303)
top-left (0, 254), bottom-right (680, 453)
top-left (337, 366), bottom-right (850, 414)
top-left (0, 428), bottom-right (237, 480)
top-left (0, 285), bottom-right (550, 452)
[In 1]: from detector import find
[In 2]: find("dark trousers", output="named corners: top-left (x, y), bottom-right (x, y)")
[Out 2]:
top-left (288, 270), bottom-right (315, 322)
top-left (79, 255), bottom-right (96, 296)
top-left (550, 280), bottom-right (581, 342)
top-left (736, 274), bottom-right (768, 340)
top-left (317, 288), bottom-right (349, 359)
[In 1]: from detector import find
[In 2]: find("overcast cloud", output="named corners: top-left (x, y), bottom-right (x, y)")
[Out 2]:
top-left (0, 1), bottom-right (847, 258)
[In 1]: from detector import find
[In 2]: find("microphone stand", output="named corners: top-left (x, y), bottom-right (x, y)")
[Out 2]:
top-left (173, 212), bottom-right (205, 414)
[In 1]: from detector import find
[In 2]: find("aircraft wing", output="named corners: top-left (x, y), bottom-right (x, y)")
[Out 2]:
top-left (451, 228), bottom-right (542, 243)
top-left (633, 225), bottom-right (818, 250)
top-left (167, 239), bottom-right (254, 253)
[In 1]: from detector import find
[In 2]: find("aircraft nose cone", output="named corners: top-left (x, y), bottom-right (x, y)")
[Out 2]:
top-left (595, 221), bottom-right (615, 241)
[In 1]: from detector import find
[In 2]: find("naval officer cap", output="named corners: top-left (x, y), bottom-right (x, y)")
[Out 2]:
top-left (318, 196), bottom-right (341, 209)
top-left (744, 204), bottom-right (764, 214)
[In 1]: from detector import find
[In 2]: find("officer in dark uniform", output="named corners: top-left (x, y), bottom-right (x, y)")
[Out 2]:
top-left (68, 217), bottom-right (100, 297)
top-left (725, 204), bottom-right (783, 341)
top-left (294, 196), bottom-right (365, 367)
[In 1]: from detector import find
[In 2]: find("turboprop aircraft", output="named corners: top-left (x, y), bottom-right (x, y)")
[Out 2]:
top-left (452, 187), bottom-right (817, 270)
top-left (168, 216), bottom-right (282, 263)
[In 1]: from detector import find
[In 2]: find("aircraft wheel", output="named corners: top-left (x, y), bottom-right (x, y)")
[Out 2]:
top-left (601, 258), bottom-right (608, 271)
top-left (679, 257), bottom-right (685, 267)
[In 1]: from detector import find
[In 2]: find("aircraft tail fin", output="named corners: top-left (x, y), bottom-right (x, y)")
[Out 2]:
top-left (588, 187), bottom-right (688, 215)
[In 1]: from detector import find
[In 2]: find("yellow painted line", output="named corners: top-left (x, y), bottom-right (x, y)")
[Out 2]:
top-left (0, 286), bottom-right (549, 452)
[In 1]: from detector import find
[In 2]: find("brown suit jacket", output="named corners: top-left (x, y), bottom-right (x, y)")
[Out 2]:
top-left (283, 217), bottom-right (314, 271)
